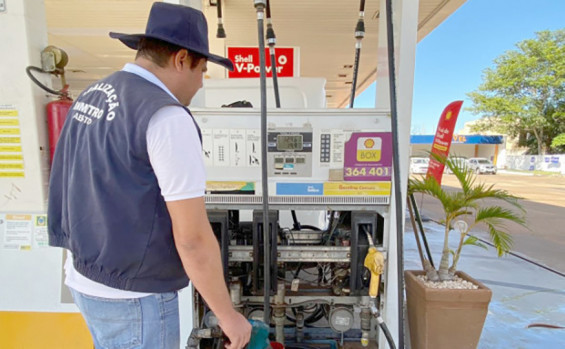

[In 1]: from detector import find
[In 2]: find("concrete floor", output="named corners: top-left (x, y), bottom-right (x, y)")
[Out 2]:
top-left (404, 172), bottom-right (565, 348)
top-left (413, 172), bottom-right (565, 273)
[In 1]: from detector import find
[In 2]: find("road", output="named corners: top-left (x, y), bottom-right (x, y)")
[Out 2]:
top-left (411, 172), bottom-right (565, 274)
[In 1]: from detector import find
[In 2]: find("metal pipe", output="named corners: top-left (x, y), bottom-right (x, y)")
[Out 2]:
top-left (385, 0), bottom-right (404, 347)
top-left (254, 0), bottom-right (271, 326)
top-left (274, 281), bottom-right (286, 344)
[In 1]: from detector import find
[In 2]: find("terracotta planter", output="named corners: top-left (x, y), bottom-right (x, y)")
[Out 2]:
top-left (405, 270), bottom-right (492, 349)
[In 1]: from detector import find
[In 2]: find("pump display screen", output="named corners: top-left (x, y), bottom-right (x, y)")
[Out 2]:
top-left (277, 135), bottom-right (303, 151)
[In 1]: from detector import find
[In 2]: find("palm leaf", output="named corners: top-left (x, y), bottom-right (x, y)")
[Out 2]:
top-left (463, 235), bottom-right (488, 250)
top-left (476, 206), bottom-right (526, 226)
top-left (485, 224), bottom-right (513, 257)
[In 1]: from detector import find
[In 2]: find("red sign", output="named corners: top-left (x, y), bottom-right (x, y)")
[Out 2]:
top-left (426, 101), bottom-right (463, 184)
top-left (227, 47), bottom-right (295, 78)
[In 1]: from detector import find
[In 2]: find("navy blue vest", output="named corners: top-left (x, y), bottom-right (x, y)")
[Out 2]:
top-left (48, 71), bottom-right (201, 293)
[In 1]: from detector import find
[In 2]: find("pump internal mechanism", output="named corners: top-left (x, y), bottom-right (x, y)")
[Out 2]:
top-left (188, 209), bottom-right (386, 349)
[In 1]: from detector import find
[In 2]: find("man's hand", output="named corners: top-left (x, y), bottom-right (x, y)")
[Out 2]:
top-left (219, 310), bottom-right (252, 349)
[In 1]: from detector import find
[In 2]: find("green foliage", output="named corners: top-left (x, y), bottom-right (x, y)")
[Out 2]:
top-left (409, 154), bottom-right (527, 281)
top-left (551, 133), bottom-right (565, 152)
top-left (467, 30), bottom-right (565, 155)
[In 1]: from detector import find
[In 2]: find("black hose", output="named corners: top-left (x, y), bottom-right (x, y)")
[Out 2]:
top-left (265, 0), bottom-right (281, 107)
top-left (409, 193), bottom-right (434, 267)
top-left (291, 210), bottom-right (301, 230)
top-left (216, 0), bottom-right (226, 38)
top-left (299, 225), bottom-right (321, 231)
top-left (26, 66), bottom-right (64, 96)
top-left (349, 0), bottom-right (366, 108)
top-left (385, 0), bottom-right (404, 347)
top-left (378, 317), bottom-right (396, 349)
top-left (349, 46), bottom-right (361, 108)
top-left (254, 0), bottom-right (271, 325)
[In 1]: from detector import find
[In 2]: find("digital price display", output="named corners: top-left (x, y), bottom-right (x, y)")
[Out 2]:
top-left (277, 134), bottom-right (303, 151)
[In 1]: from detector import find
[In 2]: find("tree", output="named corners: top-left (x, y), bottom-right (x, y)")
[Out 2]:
top-left (552, 133), bottom-right (565, 153)
top-left (467, 30), bottom-right (565, 155)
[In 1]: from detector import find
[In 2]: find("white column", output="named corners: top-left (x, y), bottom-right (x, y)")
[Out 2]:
top-left (0, 0), bottom-right (50, 212)
top-left (375, 0), bottom-right (419, 347)
top-left (0, 0), bottom-right (79, 314)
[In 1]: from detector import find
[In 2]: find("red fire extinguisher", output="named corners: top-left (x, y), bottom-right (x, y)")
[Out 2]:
top-left (26, 46), bottom-right (73, 164)
top-left (46, 95), bottom-right (73, 163)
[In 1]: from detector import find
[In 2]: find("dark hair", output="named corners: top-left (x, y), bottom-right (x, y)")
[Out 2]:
top-left (136, 37), bottom-right (206, 68)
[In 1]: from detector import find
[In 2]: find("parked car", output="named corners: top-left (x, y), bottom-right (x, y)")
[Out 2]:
top-left (467, 157), bottom-right (497, 174)
top-left (410, 157), bottom-right (429, 174)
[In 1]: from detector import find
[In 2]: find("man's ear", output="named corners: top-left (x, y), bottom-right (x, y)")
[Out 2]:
top-left (173, 49), bottom-right (190, 71)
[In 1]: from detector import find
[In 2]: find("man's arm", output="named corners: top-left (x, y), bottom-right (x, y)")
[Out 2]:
top-left (167, 197), bottom-right (251, 349)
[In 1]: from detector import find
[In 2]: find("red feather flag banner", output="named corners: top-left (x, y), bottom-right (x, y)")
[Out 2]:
top-left (425, 100), bottom-right (464, 185)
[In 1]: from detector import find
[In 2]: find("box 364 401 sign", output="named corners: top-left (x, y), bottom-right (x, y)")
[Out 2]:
top-left (343, 132), bottom-right (392, 182)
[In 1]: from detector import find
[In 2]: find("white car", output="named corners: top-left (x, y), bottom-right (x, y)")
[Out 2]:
top-left (410, 157), bottom-right (429, 174)
top-left (467, 157), bottom-right (497, 174)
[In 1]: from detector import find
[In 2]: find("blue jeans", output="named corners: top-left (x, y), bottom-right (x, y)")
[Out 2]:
top-left (70, 288), bottom-right (180, 349)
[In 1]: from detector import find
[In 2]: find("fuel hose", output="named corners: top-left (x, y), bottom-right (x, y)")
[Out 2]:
top-left (254, 0), bottom-right (271, 325)
top-left (265, 0), bottom-right (281, 108)
top-left (216, 0), bottom-right (226, 38)
top-left (385, 0), bottom-right (405, 347)
top-left (349, 0), bottom-right (365, 108)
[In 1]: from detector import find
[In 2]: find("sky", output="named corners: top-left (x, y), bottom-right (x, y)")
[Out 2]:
top-left (354, 0), bottom-right (565, 134)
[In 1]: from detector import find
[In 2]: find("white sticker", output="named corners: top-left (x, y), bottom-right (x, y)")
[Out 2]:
top-left (201, 129), bottom-right (213, 166)
top-left (212, 129), bottom-right (230, 167)
top-left (229, 129), bottom-right (247, 167)
top-left (246, 129), bottom-right (261, 167)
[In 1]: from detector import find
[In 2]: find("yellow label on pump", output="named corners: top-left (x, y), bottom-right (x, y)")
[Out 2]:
top-left (323, 182), bottom-right (391, 196)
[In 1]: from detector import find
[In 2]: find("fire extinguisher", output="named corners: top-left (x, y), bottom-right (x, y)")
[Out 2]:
top-left (26, 46), bottom-right (73, 164)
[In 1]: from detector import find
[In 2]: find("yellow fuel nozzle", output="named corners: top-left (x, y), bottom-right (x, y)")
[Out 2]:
top-left (364, 246), bottom-right (384, 298)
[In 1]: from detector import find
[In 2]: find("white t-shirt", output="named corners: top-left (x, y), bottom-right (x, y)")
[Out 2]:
top-left (64, 64), bottom-right (205, 298)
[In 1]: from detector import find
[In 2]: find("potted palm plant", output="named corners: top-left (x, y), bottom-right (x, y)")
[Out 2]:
top-left (405, 154), bottom-right (526, 349)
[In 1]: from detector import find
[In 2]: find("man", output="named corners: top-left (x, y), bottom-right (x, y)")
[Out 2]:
top-left (48, 3), bottom-right (251, 348)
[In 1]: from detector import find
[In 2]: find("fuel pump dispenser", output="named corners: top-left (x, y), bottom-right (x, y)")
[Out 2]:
top-left (184, 1), bottom-right (400, 347)
top-left (186, 108), bottom-right (395, 349)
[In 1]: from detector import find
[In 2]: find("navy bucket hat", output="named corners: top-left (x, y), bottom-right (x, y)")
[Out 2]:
top-left (109, 2), bottom-right (233, 71)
